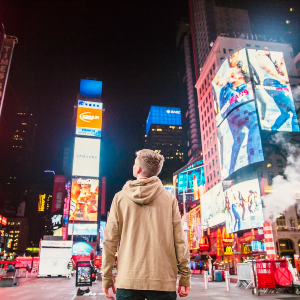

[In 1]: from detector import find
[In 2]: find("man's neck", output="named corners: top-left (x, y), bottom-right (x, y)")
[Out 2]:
top-left (136, 175), bottom-right (149, 180)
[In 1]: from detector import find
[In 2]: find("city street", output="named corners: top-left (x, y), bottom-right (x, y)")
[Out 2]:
top-left (1, 274), bottom-right (300, 300)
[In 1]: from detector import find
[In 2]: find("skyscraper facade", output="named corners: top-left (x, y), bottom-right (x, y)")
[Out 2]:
top-left (189, 0), bottom-right (251, 79)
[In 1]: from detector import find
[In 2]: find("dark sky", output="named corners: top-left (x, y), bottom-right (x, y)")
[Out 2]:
top-left (0, 0), bottom-right (189, 200)
top-left (1, 0), bottom-right (300, 204)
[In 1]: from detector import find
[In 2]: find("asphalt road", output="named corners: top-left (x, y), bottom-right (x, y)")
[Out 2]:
top-left (1, 274), bottom-right (300, 300)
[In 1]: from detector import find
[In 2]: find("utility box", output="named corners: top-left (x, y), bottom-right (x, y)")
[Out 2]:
top-left (37, 240), bottom-right (73, 277)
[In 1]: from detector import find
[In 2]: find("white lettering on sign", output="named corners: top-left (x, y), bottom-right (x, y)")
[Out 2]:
top-left (166, 110), bottom-right (180, 114)
top-left (79, 112), bottom-right (100, 123)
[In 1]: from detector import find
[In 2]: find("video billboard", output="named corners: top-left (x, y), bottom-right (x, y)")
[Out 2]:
top-left (52, 175), bottom-right (66, 212)
top-left (72, 137), bottom-right (100, 177)
top-left (217, 101), bottom-right (264, 179)
top-left (223, 179), bottom-right (264, 234)
top-left (189, 205), bottom-right (202, 249)
top-left (146, 106), bottom-right (182, 135)
top-left (68, 223), bottom-right (98, 236)
top-left (76, 100), bottom-right (103, 137)
top-left (99, 221), bottom-right (107, 248)
top-left (212, 48), bottom-right (254, 127)
top-left (247, 49), bottom-right (299, 132)
top-left (174, 160), bottom-right (205, 204)
top-left (69, 178), bottom-right (99, 222)
top-left (201, 182), bottom-right (225, 229)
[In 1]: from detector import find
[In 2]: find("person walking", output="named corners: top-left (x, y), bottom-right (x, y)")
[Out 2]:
top-left (102, 149), bottom-right (191, 299)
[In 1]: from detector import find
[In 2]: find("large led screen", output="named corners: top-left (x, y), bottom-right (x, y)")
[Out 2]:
top-left (69, 178), bottom-right (99, 221)
top-left (247, 49), bottom-right (299, 132)
top-left (146, 106), bottom-right (182, 135)
top-left (212, 48), bottom-right (254, 127)
top-left (99, 221), bottom-right (106, 248)
top-left (224, 179), bottom-right (264, 234)
top-left (72, 137), bottom-right (100, 177)
top-left (76, 100), bottom-right (103, 137)
top-left (68, 223), bottom-right (98, 236)
top-left (189, 205), bottom-right (202, 249)
top-left (175, 160), bottom-right (205, 204)
top-left (217, 101), bottom-right (264, 179)
top-left (201, 182), bottom-right (225, 229)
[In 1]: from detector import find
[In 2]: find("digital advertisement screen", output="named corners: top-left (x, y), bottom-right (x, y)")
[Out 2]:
top-left (212, 48), bottom-right (254, 127)
top-left (68, 223), bottom-right (98, 236)
top-left (224, 178), bottom-right (264, 234)
top-left (247, 49), bottom-right (300, 132)
top-left (72, 137), bottom-right (100, 177)
top-left (76, 261), bottom-right (92, 287)
top-left (146, 106), bottom-right (182, 135)
top-left (72, 242), bottom-right (93, 256)
top-left (175, 160), bottom-right (205, 204)
top-left (201, 182), bottom-right (225, 229)
top-left (76, 100), bottom-right (103, 137)
top-left (217, 101), bottom-right (264, 179)
top-left (164, 185), bottom-right (174, 195)
top-left (69, 178), bottom-right (99, 221)
top-left (99, 221), bottom-right (106, 248)
top-left (189, 206), bottom-right (202, 249)
top-left (80, 79), bottom-right (103, 98)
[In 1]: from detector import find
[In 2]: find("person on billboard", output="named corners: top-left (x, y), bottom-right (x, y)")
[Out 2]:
top-left (247, 190), bottom-right (255, 214)
top-left (102, 149), bottom-right (191, 299)
top-left (238, 191), bottom-right (246, 221)
top-left (215, 51), bottom-right (262, 176)
top-left (256, 50), bottom-right (299, 131)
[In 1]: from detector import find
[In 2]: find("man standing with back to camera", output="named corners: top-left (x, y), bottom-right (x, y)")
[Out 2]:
top-left (102, 149), bottom-right (191, 299)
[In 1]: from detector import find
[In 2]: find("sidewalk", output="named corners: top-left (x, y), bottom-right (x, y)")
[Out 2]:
top-left (0, 274), bottom-right (299, 300)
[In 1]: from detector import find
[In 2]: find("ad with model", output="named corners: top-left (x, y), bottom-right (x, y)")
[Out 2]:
top-left (174, 160), bottom-right (205, 204)
top-left (201, 182), bottom-right (225, 229)
top-left (69, 178), bottom-right (99, 221)
top-left (247, 49), bottom-right (300, 132)
top-left (212, 48), bottom-right (254, 127)
top-left (189, 205), bottom-right (202, 249)
top-left (224, 178), bottom-right (264, 234)
top-left (217, 101), bottom-right (264, 179)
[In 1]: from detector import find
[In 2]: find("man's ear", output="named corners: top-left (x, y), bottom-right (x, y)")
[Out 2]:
top-left (137, 166), bottom-right (142, 174)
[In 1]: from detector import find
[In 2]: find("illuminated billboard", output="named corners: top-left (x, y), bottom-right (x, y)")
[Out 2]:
top-left (99, 221), bottom-right (106, 248)
top-left (164, 185), bottom-right (174, 195)
top-left (68, 223), bottom-right (98, 236)
top-left (174, 159), bottom-right (205, 205)
top-left (80, 79), bottom-right (103, 98)
top-left (76, 100), bottom-right (103, 137)
top-left (212, 48), bottom-right (254, 127)
top-left (217, 101), bottom-right (264, 179)
top-left (189, 205), bottom-right (202, 249)
top-left (69, 178), bottom-right (99, 222)
top-left (72, 137), bottom-right (100, 177)
top-left (247, 49), bottom-right (299, 132)
top-left (146, 106), bottom-right (182, 135)
top-left (224, 179), bottom-right (264, 234)
top-left (201, 182), bottom-right (225, 229)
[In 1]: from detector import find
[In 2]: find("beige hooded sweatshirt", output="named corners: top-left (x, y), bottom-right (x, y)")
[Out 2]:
top-left (102, 176), bottom-right (191, 291)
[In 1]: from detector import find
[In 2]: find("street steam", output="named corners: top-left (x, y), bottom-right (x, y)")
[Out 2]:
top-left (263, 132), bottom-right (300, 220)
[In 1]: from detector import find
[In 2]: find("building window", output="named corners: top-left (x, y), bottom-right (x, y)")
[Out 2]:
top-left (277, 214), bottom-right (286, 230)
top-left (217, 167), bottom-right (219, 175)
top-left (268, 172), bottom-right (274, 185)
top-left (208, 116), bottom-right (210, 123)
top-left (223, 48), bottom-right (226, 54)
top-left (212, 159), bottom-right (215, 166)
top-left (211, 147), bottom-right (213, 155)
top-left (266, 159), bottom-right (272, 168)
top-left (214, 144), bottom-right (217, 152)
top-left (246, 43), bottom-right (251, 47)
top-left (290, 218), bottom-right (296, 230)
top-left (277, 159), bottom-right (283, 168)
top-left (208, 151), bottom-right (210, 158)
top-left (229, 49), bottom-right (234, 54)
top-left (213, 171), bottom-right (216, 178)
top-left (255, 45), bottom-right (260, 48)
top-left (207, 176), bottom-right (209, 183)
top-left (212, 123), bottom-right (214, 129)
top-left (213, 63), bottom-right (215, 70)
top-left (210, 174), bottom-right (212, 180)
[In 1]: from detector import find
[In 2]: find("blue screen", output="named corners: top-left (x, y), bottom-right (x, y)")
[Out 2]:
top-left (146, 106), bottom-right (182, 135)
top-left (72, 242), bottom-right (93, 255)
top-left (80, 79), bottom-right (103, 98)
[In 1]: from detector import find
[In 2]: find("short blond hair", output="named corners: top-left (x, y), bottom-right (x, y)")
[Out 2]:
top-left (135, 149), bottom-right (165, 177)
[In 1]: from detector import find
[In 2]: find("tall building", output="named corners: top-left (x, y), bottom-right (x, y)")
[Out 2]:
top-left (176, 20), bottom-right (202, 162)
top-left (144, 106), bottom-right (184, 184)
top-left (189, 0), bottom-right (251, 78)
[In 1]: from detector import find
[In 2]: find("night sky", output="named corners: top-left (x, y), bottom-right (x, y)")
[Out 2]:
top-left (0, 0), bottom-right (300, 204)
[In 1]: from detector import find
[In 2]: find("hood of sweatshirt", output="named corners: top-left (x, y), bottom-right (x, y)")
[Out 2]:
top-left (122, 176), bottom-right (165, 205)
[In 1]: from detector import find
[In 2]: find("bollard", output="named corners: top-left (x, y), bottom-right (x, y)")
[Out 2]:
top-left (225, 271), bottom-right (230, 292)
top-left (204, 271), bottom-right (208, 289)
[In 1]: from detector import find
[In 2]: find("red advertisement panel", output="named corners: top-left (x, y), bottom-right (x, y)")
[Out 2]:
top-left (52, 175), bottom-right (66, 212)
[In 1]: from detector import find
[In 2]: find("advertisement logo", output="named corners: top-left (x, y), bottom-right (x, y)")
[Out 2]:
top-left (79, 112), bottom-right (100, 123)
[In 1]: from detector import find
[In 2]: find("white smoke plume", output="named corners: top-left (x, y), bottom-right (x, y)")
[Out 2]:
top-left (263, 132), bottom-right (300, 220)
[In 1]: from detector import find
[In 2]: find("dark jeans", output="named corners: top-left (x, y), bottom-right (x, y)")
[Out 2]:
top-left (116, 288), bottom-right (177, 300)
